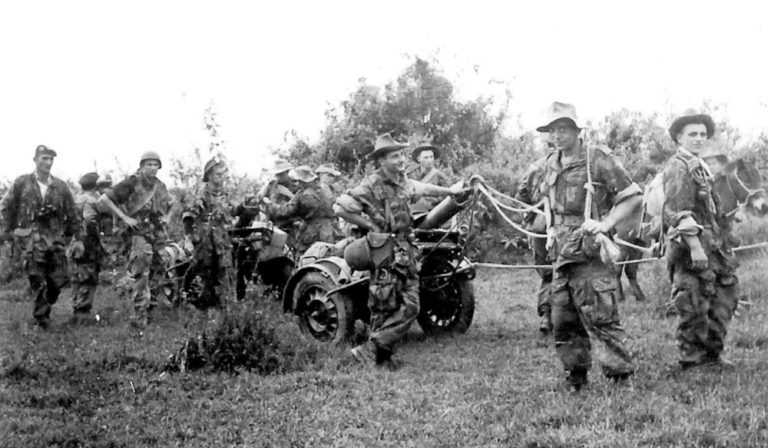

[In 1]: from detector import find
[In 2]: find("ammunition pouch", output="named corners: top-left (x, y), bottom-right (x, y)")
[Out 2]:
top-left (343, 232), bottom-right (395, 271)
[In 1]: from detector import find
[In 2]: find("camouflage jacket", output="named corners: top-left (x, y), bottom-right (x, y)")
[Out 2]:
top-left (663, 150), bottom-right (731, 254)
top-left (184, 183), bottom-right (233, 262)
top-left (76, 190), bottom-right (103, 259)
top-left (516, 155), bottom-right (549, 226)
top-left (106, 173), bottom-right (171, 240)
top-left (1, 172), bottom-right (80, 244)
top-left (261, 179), bottom-right (296, 228)
top-left (339, 168), bottom-right (427, 234)
top-left (540, 144), bottom-right (640, 266)
top-left (270, 182), bottom-right (335, 251)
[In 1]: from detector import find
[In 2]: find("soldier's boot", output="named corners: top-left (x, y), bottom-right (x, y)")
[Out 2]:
top-left (350, 341), bottom-right (378, 367)
top-left (566, 368), bottom-right (589, 392)
top-left (538, 313), bottom-right (553, 334)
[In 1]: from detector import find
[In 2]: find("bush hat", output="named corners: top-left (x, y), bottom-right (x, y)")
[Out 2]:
top-left (411, 143), bottom-right (440, 162)
top-left (536, 102), bottom-right (584, 132)
top-left (315, 163), bottom-right (341, 177)
top-left (272, 159), bottom-right (293, 175)
top-left (290, 165), bottom-right (318, 183)
top-left (34, 144), bottom-right (57, 158)
top-left (669, 109), bottom-right (715, 144)
top-left (369, 133), bottom-right (408, 160)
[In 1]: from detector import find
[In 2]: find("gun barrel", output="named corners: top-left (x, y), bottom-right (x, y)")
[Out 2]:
top-left (416, 194), bottom-right (472, 230)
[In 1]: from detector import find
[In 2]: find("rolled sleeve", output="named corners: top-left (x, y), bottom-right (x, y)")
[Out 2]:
top-left (613, 183), bottom-right (642, 206)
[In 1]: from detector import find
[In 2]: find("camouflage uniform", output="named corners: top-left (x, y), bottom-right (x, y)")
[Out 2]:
top-left (183, 183), bottom-right (234, 308)
top-left (231, 197), bottom-right (261, 300)
top-left (337, 168), bottom-right (426, 358)
top-left (407, 166), bottom-right (450, 213)
top-left (1, 173), bottom-right (80, 324)
top-left (517, 155), bottom-right (553, 328)
top-left (269, 182), bottom-right (336, 254)
top-left (71, 190), bottom-right (104, 314)
top-left (541, 145), bottom-right (641, 379)
top-left (663, 151), bottom-right (739, 365)
top-left (105, 174), bottom-right (171, 321)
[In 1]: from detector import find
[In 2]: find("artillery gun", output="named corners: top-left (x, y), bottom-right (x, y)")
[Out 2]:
top-left (282, 192), bottom-right (477, 345)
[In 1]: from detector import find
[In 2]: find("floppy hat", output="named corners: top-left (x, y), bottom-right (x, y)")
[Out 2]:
top-left (411, 143), bottom-right (440, 163)
top-left (536, 102), bottom-right (584, 132)
top-left (669, 109), bottom-right (715, 144)
top-left (368, 133), bottom-right (408, 160)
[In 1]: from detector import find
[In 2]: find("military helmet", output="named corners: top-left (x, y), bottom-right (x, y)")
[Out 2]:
top-left (139, 150), bottom-right (162, 168)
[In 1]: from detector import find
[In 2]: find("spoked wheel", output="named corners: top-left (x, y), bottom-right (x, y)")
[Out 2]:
top-left (417, 259), bottom-right (475, 335)
top-left (293, 272), bottom-right (354, 345)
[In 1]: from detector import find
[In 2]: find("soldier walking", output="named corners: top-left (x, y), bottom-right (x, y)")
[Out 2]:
top-left (98, 151), bottom-right (171, 328)
top-left (663, 110), bottom-right (739, 370)
top-left (334, 133), bottom-right (466, 367)
top-left (537, 102), bottom-right (642, 390)
top-left (0, 145), bottom-right (81, 328)
top-left (69, 172), bottom-right (104, 323)
top-left (182, 158), bottom-right (235, 308)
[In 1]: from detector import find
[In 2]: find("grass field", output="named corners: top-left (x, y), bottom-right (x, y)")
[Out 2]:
top-left (1, 252), bottom-right (768, 447)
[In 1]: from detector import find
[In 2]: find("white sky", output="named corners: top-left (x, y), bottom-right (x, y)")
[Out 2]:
top-left (1, 0), bottom-right (767, 183)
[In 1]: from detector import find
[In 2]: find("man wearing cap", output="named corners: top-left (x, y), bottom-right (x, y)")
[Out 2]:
top-left (663, 110), bottom-right (740, 370)
top-left (182, 158), bottom-right (235, 308)
top-left (69, 172), bottom-right (104, 322)
top-left (334, 133), bottom-right (467, 367)
top-left (407, 144), bottom-right (450, 214)
top-left (536, 102), bottom-right (642, 390)
top-left (97, 150), bottom-right (172, 328)
top-left (266, 165), bottom-right (336, 255)
top-left (0, 145), bottom-right (80, 328)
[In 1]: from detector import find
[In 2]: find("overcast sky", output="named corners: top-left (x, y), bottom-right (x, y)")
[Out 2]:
top-left (1, 0), bottom-right (766, 183)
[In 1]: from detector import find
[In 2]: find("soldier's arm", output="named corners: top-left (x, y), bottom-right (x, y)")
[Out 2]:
top-left (97, 180), bottom-right (141, 230)
top-left (662, 161), bottom-right (707, 267)
top-left (333, 188), bottom-right (381, 233)
top-left (269, 194), bottom-right (302, 220)
top-left (63, 187), bottom-right (82, 239)
top-left (412, 179), bottom-right (464, 198)
top-left (584, 153), bottom-right (642, 234)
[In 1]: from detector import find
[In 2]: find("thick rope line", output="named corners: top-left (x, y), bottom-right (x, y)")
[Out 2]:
top-left (477, 185), bottom-right (548, 239)
top-left (482, 185), bottom-right (546, 216)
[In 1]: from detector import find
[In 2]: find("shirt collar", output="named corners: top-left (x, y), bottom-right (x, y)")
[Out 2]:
top-left (32, 172), bottom-right (52, 186)
top-left (677, 147), bottom-right (713, 178)
top-left (379, 167), bottom-right (406, 185)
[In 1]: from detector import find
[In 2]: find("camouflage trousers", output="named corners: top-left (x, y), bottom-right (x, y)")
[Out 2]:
top-left (127, 235), bottom-right (165, 320)
top-left (531, 235), bottom-right (553, 317)
top-left (671, 263), bottom-right (739, 364)
top-left (367, 267), bottom-right (420, 354)
top-left (184, 254), bottom-right (232, 309)
top-left (551, 260), bottom-right (635, 377)
top-left (19, 236), bottom-right (69, 323)
top-left (71, 259), bottom-right (101, 314)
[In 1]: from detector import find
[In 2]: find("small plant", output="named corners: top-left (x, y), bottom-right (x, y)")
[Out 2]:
top-left (165, 302), bottom-right (318, 375)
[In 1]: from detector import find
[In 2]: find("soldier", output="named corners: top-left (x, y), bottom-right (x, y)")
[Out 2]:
top-left (97, 151), bottom-right (172, 328)
top-left (663, 110), bottom-right (739, 370)
top-left (259, 159), bottom-right (298, 247)
top-left (516, 150), bottom-right (554, 334)
top-left (182, 158), bottom-right (234, 308)
top-left (94, 175), bottom-right (120, 272)
top-left (266, 165), bottom-right (336, 255)
top-left (537, 102), bottom-right (642, 390)
top-left (334, 133), bottom-right (467, 367)
top-left (69, 172), bottom-right (104, 323)
top-left (407, 143), bottom-right (450, 215)
top-left (315, 163), bottom-right (342, 195)
top-left (0, 145), bottom-right (81, 328)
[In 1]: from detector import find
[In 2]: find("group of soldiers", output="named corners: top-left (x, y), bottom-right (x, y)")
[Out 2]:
top-left (0, 101), bottom-right (750, 390)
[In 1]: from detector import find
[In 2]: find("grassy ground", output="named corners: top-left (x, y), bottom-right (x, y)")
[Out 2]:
top-left (1, 253), bottom-right (768, 447)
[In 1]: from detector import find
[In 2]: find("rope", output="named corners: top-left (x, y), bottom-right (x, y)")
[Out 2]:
top-left (477, 184), bottom-right (548, 239)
